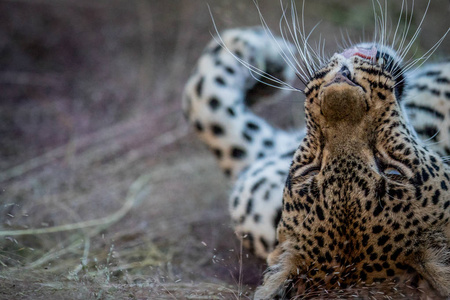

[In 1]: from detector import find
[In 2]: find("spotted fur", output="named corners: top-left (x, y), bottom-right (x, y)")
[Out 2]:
top-left (183, 28), bottom-right (302, 258)
top-left (183, 15), bottom-right (449, 300)
top-left (254, 45), bottom-right (450, 299)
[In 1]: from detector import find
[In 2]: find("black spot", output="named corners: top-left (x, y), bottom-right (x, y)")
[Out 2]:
top-left (405, 103), bottom-right (445, 119)
top-left (211, 124), bottom-right (225, 136)
top-left (246, 198), bottom-right (253, 214)
top-left (363, 263), bottom-right (374, 273)
top-left (392, 203), bottom-right (402, 213)
top-left (246, 122), bottom-right (260, 131)
top-left (209, 97), bottom-right (221, 110)
top-left (432, 190), bottom-right (440, 205)
top-left (314, 236), bottom-right (324, 247)
top-left (377, 235), bottom-right (390, 246)
top-left (391, 248), bottom-right (403, 260)
top-left (225, 66), bottom-right (235, 74)
top-left (233, 197), bottom-right (239, 208)
top-left (263, 139), bottom-right (274, 147)
top-left (425, 71), bottom-right (441, 77)
top-left (231, 147), bottom-right (247, 159)
top-left (242, 131), bottom-right (253, 142)
top-left (227, 107), bottom-right (236, 117)
top-left (377, 92), bottom-right (386, 100)
top-left (394, 234), bottom-right (404, 242)
top-left (374, 263), bottom-right (382, 272)
top-left (196, 77), bottom-right (204, 97)
top-left (213, 148), bottom-right (222, 159)
top-left (253, 214), bottom-right (261, 223)
top-left (316, 205), bottom-right (325, 221)
top-left (444, 201), bottom-right (450, 210)
top-left (372, 225), bottom-right (383, 234)
top-left (383, 244), bottom-right (393, 253)
top-left (373, 201), bottom-right (385, 217)
top-left (362, 234), bottom-right (370, 246)
top-left (215, 76), bottom-right (226, 85)
top-left (281, 150), bottom-right (296, 158)
top-left (375, 178), bottom-right (386, 199)
top-left (360, 270), bottom-right (367, 281)
top-left (264, 190), bottom-right (271, 201)
top-left (430, 89), bottom-right (440, 96)
top-left (436, 77), bottom-right (449, 84)
top-left (251, 178), bottom-right (267, 193)
top-left (416, 126), bottom-right (440, 143)
top-left (211, 44), bottom-right (222, 54)
top-left (194, 120), bottom-right (204, 132)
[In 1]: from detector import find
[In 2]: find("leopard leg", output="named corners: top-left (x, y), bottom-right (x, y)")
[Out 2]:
top-left (182, 27), bottom-right (299, 178)
top-left (183, 28), bottom-right (304, 258)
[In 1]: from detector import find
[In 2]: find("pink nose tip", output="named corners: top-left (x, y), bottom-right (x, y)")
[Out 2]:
top-left (341, 46), bottom-right (377, 60)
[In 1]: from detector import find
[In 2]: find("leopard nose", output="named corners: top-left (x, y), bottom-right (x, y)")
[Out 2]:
top-left (339, 66), bottom-right (351, 79)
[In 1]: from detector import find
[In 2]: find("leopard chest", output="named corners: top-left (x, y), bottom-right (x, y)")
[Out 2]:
top-left (282, 167), bottom-right (427, 289)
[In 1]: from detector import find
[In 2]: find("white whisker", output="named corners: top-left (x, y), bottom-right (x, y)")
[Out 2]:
top-left (207, 5), bottom-right (300, 92)
top-left (395, 28), bottom-right (449, 82)
top-left (421, 128), bottom-right (441, 144)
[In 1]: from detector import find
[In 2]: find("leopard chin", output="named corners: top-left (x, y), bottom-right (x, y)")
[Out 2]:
top-left (319, 73), bottom-right (366, 125)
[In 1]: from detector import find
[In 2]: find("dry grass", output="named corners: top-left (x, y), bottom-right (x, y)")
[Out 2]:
top-left (0, 1), bottom-right (448, 299)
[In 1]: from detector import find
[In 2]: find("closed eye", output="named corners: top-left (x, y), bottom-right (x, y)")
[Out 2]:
top-left (303, 167), bottom-right (320, 177)
top-left (383, 167), bottom-right (402, 176)
top-left (375, 154), bottom-right (408, 181)
top-left (292, 165), bottom-right (320, 181)
top-left (382, 166), bottom-right (406, 182)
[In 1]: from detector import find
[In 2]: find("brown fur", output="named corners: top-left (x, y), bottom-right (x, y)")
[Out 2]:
top-left (255, 54), bottom-right (450, 299)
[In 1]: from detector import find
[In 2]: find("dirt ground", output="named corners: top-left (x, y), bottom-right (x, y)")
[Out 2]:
top-left (0, 1), bottom-right (448, 299)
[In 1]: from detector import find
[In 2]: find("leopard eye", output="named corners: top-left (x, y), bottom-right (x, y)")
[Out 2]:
top-left (375, 154), bottom-right (407, 180)
top-left (383, 166), bottom-right (407, 182)
top-left (383, 166), bottom-right (402, 176)
top-left (300, 166), bottom-right (320, 177)
top-left (380, 163), bottom-right (407, 182)
top-left (293, 166), bottom-right (320, 181)
top-left (305, 168), bottom-right (320, 177)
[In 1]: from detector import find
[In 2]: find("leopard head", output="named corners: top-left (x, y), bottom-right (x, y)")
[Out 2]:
top-left (269, 43), bottom-right (450, 297)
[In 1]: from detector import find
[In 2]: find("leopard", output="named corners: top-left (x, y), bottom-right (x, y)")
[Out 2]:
top-left (182, 3), bottom-right (450, 298)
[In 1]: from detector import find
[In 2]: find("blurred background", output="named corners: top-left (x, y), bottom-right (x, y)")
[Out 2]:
top-left (0, 0), bottom-right (448, 298)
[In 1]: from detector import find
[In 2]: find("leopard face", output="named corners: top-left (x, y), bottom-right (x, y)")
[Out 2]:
top-left (257, 44), bottom-right (450, 298)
